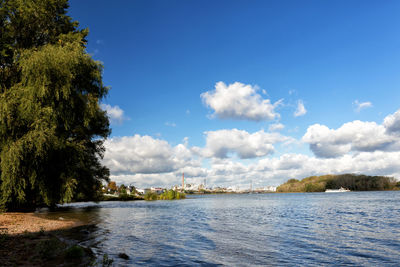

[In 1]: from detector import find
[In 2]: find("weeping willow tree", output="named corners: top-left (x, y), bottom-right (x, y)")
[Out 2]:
top-left (0, 0), bottom-right (110, 211)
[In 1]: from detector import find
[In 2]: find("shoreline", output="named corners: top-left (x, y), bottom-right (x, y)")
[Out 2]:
top-left (0, 212), bottom-right (94, 266)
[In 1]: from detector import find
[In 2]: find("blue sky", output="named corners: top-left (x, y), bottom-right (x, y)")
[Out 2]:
top-left (69, 0), bottom-right (400, 188)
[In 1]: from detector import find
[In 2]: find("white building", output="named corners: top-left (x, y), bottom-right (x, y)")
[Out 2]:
top-left (264, 186), bottom-right (277, 192)
top-left (136, 188), bottom-right (151, 195)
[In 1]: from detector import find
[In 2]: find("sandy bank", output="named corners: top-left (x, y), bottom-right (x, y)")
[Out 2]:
top-left (0, 212), bottom-right (81, 235)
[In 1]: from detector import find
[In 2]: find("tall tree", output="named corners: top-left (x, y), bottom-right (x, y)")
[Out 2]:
top-left (0, 0), bottom-right (110, 210)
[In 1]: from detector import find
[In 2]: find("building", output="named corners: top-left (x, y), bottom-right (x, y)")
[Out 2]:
top-left (136, 188), bottom-right (151, 195)
top-left (151, 187), bottom-right (164, 194)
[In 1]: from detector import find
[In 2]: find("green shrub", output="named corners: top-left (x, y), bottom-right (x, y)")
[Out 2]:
top-left (144, 191), bottom-right (158, 200)
top-left (65, 245), bottom-right (84, 259)
top-left (144, 190), bottom-right (186, 200)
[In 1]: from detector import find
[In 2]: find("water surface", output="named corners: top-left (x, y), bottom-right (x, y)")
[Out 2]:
top-left (38, 191), bottom-right (400, 266)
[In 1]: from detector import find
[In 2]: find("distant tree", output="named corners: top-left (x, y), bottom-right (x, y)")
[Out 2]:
top-left (157, 189), bottom-right (185, 200)
top-left (107, 181), bottom-right (117, 193)
top-left (144, 191), bottom-right (158, 201)
top-left (0, 0), bottom-right (110, 210)
top-left (129, 185), bottom-right (137, 194)
top-left (119, 184), bottom-right (127, 195)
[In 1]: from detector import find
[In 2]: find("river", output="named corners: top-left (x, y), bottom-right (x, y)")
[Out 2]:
top-left (37, 191), bottom-right (400, 266)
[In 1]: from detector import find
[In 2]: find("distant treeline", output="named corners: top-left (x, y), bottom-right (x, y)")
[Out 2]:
top-left (277, 174), bottom-right (400, 193)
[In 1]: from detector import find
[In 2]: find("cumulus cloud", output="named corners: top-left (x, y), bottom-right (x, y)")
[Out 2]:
top-left (102, 108), bottom-right (400, 188)
top-left (303, 109), bottom-right (400, 158)
top-left (353, 100), bottom-right (372, 112)
top-left (200, 129), bottom-right (293, 159)
top-left (294, 100), bottom-right (307, 117)
top-left (103, 135), bottom-right (206, 187)
top-left (250, 151), bottom-right (400, 184)
top-left (383, 109), bottom-right (400, 134)
top-left (104, 135), bottom-right (177, 175)
top-left (103, 139), bottom-right (400, 189)
top-left (201, 82), bottom-right (282, 121)
top-left (101, 104), bottom-right (127, 125)
top-left (269, 123), bottom-right (285, 132)
top-left (199, 151), bottom-right (400, 188)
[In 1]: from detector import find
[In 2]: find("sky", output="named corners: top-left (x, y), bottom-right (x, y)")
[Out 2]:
top-left (68, 0), bottom-right (400, 188)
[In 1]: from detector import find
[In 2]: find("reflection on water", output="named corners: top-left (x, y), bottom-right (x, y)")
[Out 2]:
top-left (36, 192), bottom-right (400, 266)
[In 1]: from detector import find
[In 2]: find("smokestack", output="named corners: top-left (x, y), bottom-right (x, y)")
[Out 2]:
top-left (182, 172), bottom-right (184, 190)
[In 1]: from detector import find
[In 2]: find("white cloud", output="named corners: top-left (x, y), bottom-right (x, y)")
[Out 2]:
top-left (104, 135), bottom-right (177, 175)
top-left (294, 100), bottom-right (307, 117)
top-left (199, 151), bottom-right (400, 188)
top-left (102, 109), bottom-right (400, 188)
top-left (269, 123), bottom-right (285, 132)
top-left (303, 110), bottom-right (400, 158)
top-left (165, 122), bottom-right (176, 127)
top-left (101, 104), bottom-right (127, 125)
top-left (200, 129), bottom-right (293, 159)
top-left (250, 151), bottom-right (400, 185)
top-left (201, 81), bottom-right (282, 121)
top-left (353, 100), bottom-right (373, 112)
top-left (383, 109), bottom-right (400, 135)
top-left (103, 135), bottom-right (204, 187)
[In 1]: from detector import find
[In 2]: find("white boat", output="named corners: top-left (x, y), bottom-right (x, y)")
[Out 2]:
top-left (325, 187), bottom-right (350, 193)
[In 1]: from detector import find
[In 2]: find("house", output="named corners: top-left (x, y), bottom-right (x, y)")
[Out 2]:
top-left (151, 187), bottom-right (164, 194)
top-left (136, 188), bottom-right (151, 195)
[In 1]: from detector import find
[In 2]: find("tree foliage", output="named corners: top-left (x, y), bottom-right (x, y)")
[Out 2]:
top-left (325, 174), bottom-right (397, 191)
top-left (0, 0), bottom-right (110, 210)
top-left (277, 174), bottom-right (398, 193)
top-left (107, 181), bottom-right (117, 193)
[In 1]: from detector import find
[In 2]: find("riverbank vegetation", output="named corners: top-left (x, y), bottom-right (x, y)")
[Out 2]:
top-left (277, 174), bottom-right (400, 193)
top-left (144, 189), bottom-right (186, 200)
top-left (0, 229), bottom-right (93, 266)
top-left (0, 0), bottom-right (111, 211)
top-left (0, 212), bottom-right (94, 266)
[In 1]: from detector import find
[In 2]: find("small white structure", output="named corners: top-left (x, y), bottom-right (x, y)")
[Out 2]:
top-left (151, 187), bottom-right (164, 194)
top-left (264, 186), bottom-right (277, 192)
top-left (136, 188), bottom-right (151, 195)
top-left (325, 187), bottom-right (350, 193)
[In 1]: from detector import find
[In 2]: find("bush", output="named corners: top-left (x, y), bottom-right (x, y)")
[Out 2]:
top-left (159, 189), bottom-right (186, 200)
top-left (65, 245), bottom-right (84, 259)
top-left (144, 191), bottom-right (158, 201)
top-left (144, 190), bottom-right (186, 200)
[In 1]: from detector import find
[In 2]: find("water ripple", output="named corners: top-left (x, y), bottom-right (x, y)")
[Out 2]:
top-left (41, 191), bottom-right (400, 266)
